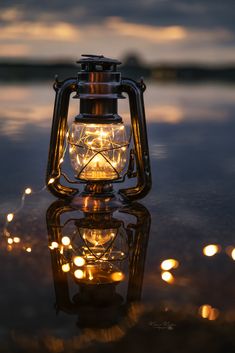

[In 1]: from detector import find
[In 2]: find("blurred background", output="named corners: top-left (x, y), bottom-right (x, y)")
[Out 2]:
top-left (1, 2), bottom-right (235, 351)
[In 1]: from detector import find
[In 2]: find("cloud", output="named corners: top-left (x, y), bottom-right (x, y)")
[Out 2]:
top-left (0, 44), bottom-right (29, 56)
top-left (0, 22), bottom-right (79, 41)
top-left (105, 17), bottom-right (233, 44)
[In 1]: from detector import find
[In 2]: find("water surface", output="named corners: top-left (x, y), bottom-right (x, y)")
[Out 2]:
top-left (1, 82), bottom-right (235, 352)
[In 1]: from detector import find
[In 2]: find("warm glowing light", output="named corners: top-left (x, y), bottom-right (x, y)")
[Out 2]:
top-left (74, 269), bottom-right (84, 279)
top-left (231, 248), bottom-right (235, 260)
top-left (61, 236), bottom-right (71, 246)
top-left (111, 271), bottom-right (125, 282)
top-left (48, 178), bottom-right (55, 184)
top-left (73, 256), bottom-right (85, 267)
top-left (199, 304), bottom-right (212, 318)
top-left (49, 241), bottom-right (59, 249)
top-left (25, 187), bottom-right (32, 195)
top-left (199, 305), bottom-right (219, 321)
top-left (161, 271), bottom-right (174, 283)
top-left (208, 308), bottom-right (220, 321)
top-left (26, 247), bottom-right (31, 252)
top-left (80, 228), bottom-right (116, 246)
top-left (13, 237), bottom-right (20, 243)
top-left (7, 238), bottom-right (13, 244)
top-left (59, 158), bottom-right (64, 164)
top-left (88, 268), bottom-right (94, 281)
top-left (7, 213), bottom-right (14, 222)
top-left (161, 259), bottom-right (179, 271)
top-left (69, 122), bottom-right (129, 180)
top-left (203, 244), bottom-right (220, 257)
top-left (62, 263), bottom-right (70, 272)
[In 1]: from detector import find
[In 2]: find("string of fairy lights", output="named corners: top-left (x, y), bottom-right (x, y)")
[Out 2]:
top-left (1, 129), bottom-right (70, 253)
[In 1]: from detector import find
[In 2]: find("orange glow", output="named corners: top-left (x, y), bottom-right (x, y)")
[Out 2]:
top-left (26, 247), bottom-right (31, 253)
top-left (74, 269), bottom-right (84, 279)
top-left (199, 304), bottom-right (212, 318)
top-left (203, 244), bottom-right (220, 257)
top-left (111, 272), bottom-right (125, 282)
top-left (161, 271), bottom-right (174, 284)
top-left (62, 263), bottom-right (70, 273)
top-left (161, 259), bottom-right (179, 271)
top-left (199, 305), bottom-right (220, 320)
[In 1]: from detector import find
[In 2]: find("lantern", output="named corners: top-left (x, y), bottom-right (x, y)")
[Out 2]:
top-left (46, 199), bottom-right (150, 328)
top-left (46, 54), bottom-right (151, 208)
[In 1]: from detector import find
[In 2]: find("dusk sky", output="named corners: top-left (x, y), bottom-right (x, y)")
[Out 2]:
top-left (0, 0), bottom-right (234, 63)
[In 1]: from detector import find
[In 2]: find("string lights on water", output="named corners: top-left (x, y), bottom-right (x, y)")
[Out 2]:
top-left (1, 129), bottom-right (72, 252)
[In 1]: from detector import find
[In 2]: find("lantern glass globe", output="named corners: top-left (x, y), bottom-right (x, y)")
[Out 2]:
top-left (68, 122), bottom-right (129, 181)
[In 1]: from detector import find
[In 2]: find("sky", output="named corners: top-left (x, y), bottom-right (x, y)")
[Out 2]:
top-left (0, 0), bottom-right (234, 63)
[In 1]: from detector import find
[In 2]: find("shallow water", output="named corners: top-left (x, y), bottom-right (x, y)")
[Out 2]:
top-left (1, 82), bottom-right (235, 352)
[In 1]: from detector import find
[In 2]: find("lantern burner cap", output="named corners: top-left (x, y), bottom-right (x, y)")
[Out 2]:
top-left (77, 54), bottom-right (121, 72)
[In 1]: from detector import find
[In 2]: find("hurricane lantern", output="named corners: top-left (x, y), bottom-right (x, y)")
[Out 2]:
top-left (46, 200), bottom-right (150, 328)
top-left (46, 54), bottom-right (151, 207)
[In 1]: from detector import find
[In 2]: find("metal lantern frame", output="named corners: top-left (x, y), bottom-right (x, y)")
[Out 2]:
top-left (46, 200), bottom-right (151, 319)
top-left (46, 55), bottom-right (151, 202)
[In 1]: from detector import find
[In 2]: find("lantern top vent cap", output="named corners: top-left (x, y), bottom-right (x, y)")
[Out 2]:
top-left (77, 54), bottom-right (121, 72)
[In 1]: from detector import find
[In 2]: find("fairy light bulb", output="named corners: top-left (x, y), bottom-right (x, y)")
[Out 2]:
top-left (7, 213), bottom-right (14, 222)
top-left (161, 259), bottom-right (179, 271)
top-left (203, 244), bottom-right (220, 257)
top-left (61, 236), bottom-right (71, 246)
top-left (62, 263), bottom-right (70, 272)
top-left (25, 188), bottom-right (32, 195)
top-left (73, 256), bottom-right (85, 267)
top-left (48, 178), bottom-right (55, 185)
top-left (74, 269), bottom-right (84, 279)
top-left (161, 271), bottom-right (174, 283)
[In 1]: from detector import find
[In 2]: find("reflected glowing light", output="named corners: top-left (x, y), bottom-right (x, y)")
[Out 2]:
top-left (25, 187), bottom-right (32, 195)
top-left (74, 269), bottom-right (84, 279)
top-left (7, 238), bottom-right (13, 244)
top-left (161, 271), bottom-right (174, 283)
top-left (49, 241), bottom-right (59, 249)
top-left (111, 271), bottom-right (125, 282)
top-left (199, 305), bottom-right (220, 321)
top-left (13, 237), bottom-right (20, 243)
top-left (203, 244), bottom-right (220, 257)
top-left (161, 259), bottom-right (179, 271)
top-left (61, 236), bottom-right (71, 246)
top-left (73, 256), bottom-right (85, 267)
top-left (231, 248), bottom-right (235, 260)
top-left (48, 178), bottom-right (55, 184)
top-left (62, 263), bottom-right (70, 272)
top-left (7, 213), bottom-right (14, 222)
top-left (26, 247), bottom-right (31, 252)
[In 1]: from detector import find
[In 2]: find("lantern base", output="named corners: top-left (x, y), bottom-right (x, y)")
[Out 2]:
top-left (70, 182), bottom-right (124, 213)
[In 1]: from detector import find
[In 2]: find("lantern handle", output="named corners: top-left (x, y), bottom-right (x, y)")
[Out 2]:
top-left (46, 77), bottom-right (78, 198)
top-left (119, 78), bottom-right (152, 201)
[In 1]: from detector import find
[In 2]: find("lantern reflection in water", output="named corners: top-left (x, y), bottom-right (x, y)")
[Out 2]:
top-left (46, 199), bottom-right (150, 329)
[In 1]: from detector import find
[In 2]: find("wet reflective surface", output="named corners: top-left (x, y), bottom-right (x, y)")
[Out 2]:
top-left (1, 82), bottom-right (235, 352)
